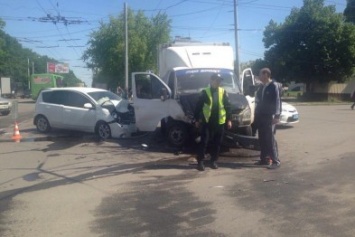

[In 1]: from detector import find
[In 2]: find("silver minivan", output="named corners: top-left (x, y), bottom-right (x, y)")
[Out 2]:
top-left (34, 87), bottom-right (136, 139)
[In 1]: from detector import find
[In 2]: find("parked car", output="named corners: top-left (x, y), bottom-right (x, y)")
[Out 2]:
top-left (33, 87), bottom-right (136, 139)
top-left (0, 96), bottom-right (12, 116)
top-left (279, 102), bottom-right (299, 125)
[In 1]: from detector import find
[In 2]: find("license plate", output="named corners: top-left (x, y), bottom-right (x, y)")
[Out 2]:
top-left (293, 114), bottom-right (299, 119)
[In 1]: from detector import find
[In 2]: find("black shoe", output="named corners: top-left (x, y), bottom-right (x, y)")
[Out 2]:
top-left (197, 161), bottom-right (205, 171)
top-left (210, 161), bottom-right (218, 169)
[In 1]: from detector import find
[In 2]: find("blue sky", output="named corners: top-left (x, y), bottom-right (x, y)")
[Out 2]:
top-left (0, 0), bottom-right (347, 86)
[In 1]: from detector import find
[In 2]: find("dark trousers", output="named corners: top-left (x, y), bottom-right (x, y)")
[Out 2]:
top-left (197, 123), bottom-right (225, 162)
top-left (256, 114), bottom-right (279, 164)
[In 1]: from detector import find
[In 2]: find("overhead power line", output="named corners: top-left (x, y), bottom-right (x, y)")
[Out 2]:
top-left (28, 14), bottom-right (89, 26)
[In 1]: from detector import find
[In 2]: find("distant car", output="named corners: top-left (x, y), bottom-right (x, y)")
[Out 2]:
top-left (20, 90), bottom-right (32, 99)
top-left (34, 87), bottom-right (136, 139)
top-left (279, 102), bottom-right (299, 125)
top-left (0, 97), bottom-right (12, 116)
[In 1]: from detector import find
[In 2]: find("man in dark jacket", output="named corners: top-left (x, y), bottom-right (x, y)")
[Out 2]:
top-left (194, 73), bottom-right (232, 171)
top-left (254, 68), bottom-right (281, 169)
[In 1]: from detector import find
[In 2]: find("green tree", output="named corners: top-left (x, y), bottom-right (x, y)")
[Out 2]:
top-left (0, 18), bottom-right (82, 90)
top-left (344, 0), bottom-right (355, 23)
top-left (262, 0), bottom-right (355, 90)
top-left (82, 9), bottom-right (171, 90)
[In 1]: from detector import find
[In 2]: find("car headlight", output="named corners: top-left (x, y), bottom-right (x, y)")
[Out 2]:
top-left (231, 107), bottom-right (251, 123)
top-left (241, 108), bottom-right (251, 122)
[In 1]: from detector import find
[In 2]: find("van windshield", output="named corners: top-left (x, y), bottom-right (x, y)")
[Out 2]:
top-left (175, 68), bottom-right (241, 93)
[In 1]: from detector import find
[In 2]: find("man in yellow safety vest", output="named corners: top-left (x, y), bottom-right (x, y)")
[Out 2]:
top-left (194, 73), bottom-right (232, 171)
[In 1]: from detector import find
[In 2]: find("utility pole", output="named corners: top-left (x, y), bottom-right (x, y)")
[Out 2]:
top-left (124, 2), bottom-right (129, 93)
top-left (234, 0), bottom-right (240, 80)
top-left (27, 58), bottom-right (30, 89)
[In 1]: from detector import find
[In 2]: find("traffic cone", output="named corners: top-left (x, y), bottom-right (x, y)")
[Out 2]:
top-left (12, 122), bottom-right (22, 142)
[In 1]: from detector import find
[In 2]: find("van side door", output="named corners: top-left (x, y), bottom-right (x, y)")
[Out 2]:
top-left (131, 72), bottom-right (172, 132)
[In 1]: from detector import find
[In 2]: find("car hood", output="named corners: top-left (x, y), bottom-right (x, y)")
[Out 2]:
top-left (110, 99), bottom-right (130, 113)
top-left (282, 102), bottom-right (297, 112)
top-left (0, 97), bottom-right (10, 102)
top-left (179, 92), bottom-right (249, 118)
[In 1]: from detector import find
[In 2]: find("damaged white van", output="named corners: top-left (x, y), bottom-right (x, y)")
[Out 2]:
top-left (131, 68), bottom-right (254, 147)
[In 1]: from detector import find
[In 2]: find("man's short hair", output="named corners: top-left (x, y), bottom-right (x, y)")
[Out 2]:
top-left (260, 68), bottom-right (271, 77)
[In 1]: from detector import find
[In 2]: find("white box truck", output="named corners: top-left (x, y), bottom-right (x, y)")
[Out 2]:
top-left (130, 41), bottom-right (256, 148)
top-left (0, 77), bottom-right (12, 98)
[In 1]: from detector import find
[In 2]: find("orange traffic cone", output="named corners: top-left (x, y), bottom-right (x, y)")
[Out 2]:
top-left (12, 122), bottom-right (22, 142)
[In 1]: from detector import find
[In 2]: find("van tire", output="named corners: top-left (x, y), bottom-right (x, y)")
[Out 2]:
top-left (96, 121), bottom-right (111, 140)
top-left (36, 115), bottom-right (51, 133)
top-left (242, 126), bottom-right (252, 136)
top-left (1, 111), bottom-right (10, 116)
top-left (167, 122), bottom-right (187, 147)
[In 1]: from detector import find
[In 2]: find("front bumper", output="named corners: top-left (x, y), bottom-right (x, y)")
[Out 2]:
top-left (0, 104), bottom-right (11, 112)
top-left (110, 122), bottom-right (137, 138)
top-left (223, 130), bottom-right (260, 150)
top-left (279, 112), bottom-right (299, 125)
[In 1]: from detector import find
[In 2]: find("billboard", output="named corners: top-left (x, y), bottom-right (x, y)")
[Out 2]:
top-left (47, 62), bottom-right (69, 74)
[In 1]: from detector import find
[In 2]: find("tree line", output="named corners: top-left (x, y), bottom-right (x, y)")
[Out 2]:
top-left (253, 0), bottom-right (355, 91)
top-left (1, 0), bottom-right (354, 93)
top-left (0, 19), bottom-right (82, 92)
top-left (82, 9), bottom-right (171, 90)
top-left (83, 0), bottom-right (355, 91)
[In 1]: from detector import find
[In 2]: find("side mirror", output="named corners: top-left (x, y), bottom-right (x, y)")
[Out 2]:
top-left (84, 103), bottom-right (94, 109)
top-left (160, 88), bottom-right (169, 101)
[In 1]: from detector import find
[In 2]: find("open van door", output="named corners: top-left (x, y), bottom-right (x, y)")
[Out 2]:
top-left (240, 68), bottom-right (255, 96)
top-left (240, 68), bottom-right (256, 124)
top-left (131, 72), bottom-right (172, 132)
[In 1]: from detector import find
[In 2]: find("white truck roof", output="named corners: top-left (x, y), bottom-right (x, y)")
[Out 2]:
top-left (158, 43), bottom-right (234, 78)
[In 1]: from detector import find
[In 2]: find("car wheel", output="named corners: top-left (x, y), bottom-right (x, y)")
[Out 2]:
top-left (167, 122), bottom-right (187, 147)
top-left (36, 115), bottom-right (51, 133)
top-left (1, 111), bottom-right (10, 116)
top-left (96, 121), bottom-right (111, 140)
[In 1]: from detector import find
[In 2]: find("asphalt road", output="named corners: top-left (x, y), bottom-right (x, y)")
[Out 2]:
top-left (0, 103), bottom-right (354, 237)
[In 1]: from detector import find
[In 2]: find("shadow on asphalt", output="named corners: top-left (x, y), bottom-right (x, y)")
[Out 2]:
top-left (1, 126), bottom-right (258, 160)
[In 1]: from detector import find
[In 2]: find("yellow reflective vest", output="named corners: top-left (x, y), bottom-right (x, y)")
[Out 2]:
top-left (202, 87), bottom-right (226, 124)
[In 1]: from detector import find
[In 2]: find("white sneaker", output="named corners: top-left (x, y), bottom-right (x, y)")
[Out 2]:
top-left (267, 161), bottom-right (281, 169)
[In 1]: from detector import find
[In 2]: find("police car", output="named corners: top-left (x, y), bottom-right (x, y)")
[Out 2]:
top-left (279, 102), bottom-right (299, 125)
